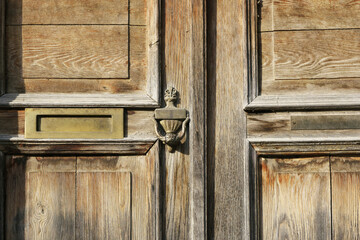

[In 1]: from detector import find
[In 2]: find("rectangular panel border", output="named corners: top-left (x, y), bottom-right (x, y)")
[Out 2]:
top-left (0, 0), bottom-right (161, 108)
top-left (246, 139), bottom-right (360, 240)
top-left (243, 0), bottom-right (360, 112)
top-left (1, 143), bottom-right (161, 239)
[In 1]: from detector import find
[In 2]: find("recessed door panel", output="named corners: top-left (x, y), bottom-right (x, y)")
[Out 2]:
top-left (5, 147), bottom-right (158, 240)
top-left (260, 157), bottom-right (331, 239)
top-left (258, 0), bottom-right (360, 97)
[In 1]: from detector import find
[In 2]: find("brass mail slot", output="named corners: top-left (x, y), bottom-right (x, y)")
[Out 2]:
top-left (291, 115), bottom-right (360, 130)
top-left (25, 108), bottom-right (124, 139)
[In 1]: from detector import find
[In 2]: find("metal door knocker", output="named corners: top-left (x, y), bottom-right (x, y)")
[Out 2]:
top-left (154, 87), bottom-right (190, 152)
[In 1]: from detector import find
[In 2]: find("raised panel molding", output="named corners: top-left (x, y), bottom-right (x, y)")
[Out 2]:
top-left (1, 0), bottom-right (160, 107)
top-left (4, 143), bottom-right (160, 239)
top-left (245, 0), bottom-right (360, 112)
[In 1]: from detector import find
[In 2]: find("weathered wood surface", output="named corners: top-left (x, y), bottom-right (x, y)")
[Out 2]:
top-left (5, 155), bottom-right (27, 240)
top-left (260, 30), bottom-right (360, 98)
top-left (245, 95), bottom-right (360, 111)
top-left (7, 0), bottom-right (128, 25)
top-left (6, 156), bottom-right (77, 239)
top-left (126, 110), bottom-right (155, 138)
top-left (26, 157), bottom-right (76, 240)
top-left (130, 0), bottom-right (147, 25)
top-left (3, 0), bottom-right (159, 101)
top-left (257, 1), bottom-right (360, 102)
top-left (262, 30), bottom-right (360, 81)
top-left (77, 144), bottom-right (159, 239)
top-left (7, 26), bottom-right (147, 94)
top-left (163, 0), bottom-right (206, 238)
top-left (260, 0), bottom-right (360, 31)
top-left (21, 25), bottom-right (128, 79)
top-left (261, 157), bottom-right (331, 240)
top-left (5, 147), bottom-right (159, 240)
top-left (207, 0), bottom-right (246, 239)
top-left (251, 140), bottom-right (360, 156)
top-left (76, 172), bottom-right (131, 239)
top-left (7, 0), bottom-right (147, 26)
top-left (247, 111), bottom-right (360, 140)
top-left (331, 156), bottom-right (360, 240)
top-left (146, 0), bottom-right (160, 102)
top-left (0, 138), bottom-right (156, 155)
top-left (0, 110), bottom-right (24, 135)
top-left (0, 93), bottom-right (159, 107)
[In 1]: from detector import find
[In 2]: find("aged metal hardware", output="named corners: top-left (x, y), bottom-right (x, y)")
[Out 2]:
top-left (25, 108), bottom-right (124, 139)
top-left (154, 87), bottom-right (190, 152)
top-left (291, 115), bottom-right (360, 130)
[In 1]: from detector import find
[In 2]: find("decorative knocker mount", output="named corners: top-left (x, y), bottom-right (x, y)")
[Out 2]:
top-left (154, 87), bottom-right (190, 152)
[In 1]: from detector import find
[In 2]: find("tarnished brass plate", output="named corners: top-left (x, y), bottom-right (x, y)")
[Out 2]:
top-left (25, 108), bottom-right (123, 139)
top-left (154, 108), bottom-right (187, 120)
top-left (291, 115), bottom-right (360, 130)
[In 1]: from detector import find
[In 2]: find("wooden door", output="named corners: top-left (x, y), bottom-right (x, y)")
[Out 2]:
top-left (0, 0), bottom-right (206, 239)
top-left (244, 0), bottom-right (360, 239)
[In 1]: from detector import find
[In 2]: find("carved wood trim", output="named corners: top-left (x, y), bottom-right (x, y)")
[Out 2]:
top-left (0, 93), bottom-right (160, 108)
top-left (0, 137), bottom-right (157, 155)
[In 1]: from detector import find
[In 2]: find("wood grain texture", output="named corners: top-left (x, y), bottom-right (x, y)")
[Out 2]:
top-left (126, 110), bottom-right (155, 138)
top-left (5, 155), bottom-right (27, 240)
top-left (77, 144), bottom-right (159, 240)
top-left (7, 0), bottom-right (128, 25)
top-left (22, 25), bottom-right (128, 79)
top-left (207, 0), bottom-right (246, 238)
top-left (246, 95), bottom-right (360, 111)
top-left (259, 28), bottom-right (360, 99)
top-left (0, 138), bottom-right (156, 155)
top-left (146, 0), bottom-right (160, 102)
top-left (163, 0), bottom-right (190, 239)
top-left (0, 110), bottom-right (24, 135)
top-left (331, 156), bottom-right (360, 240)
top-left (261, 157), bottom-right (331, 240)
top-left (130, 0), bottom-right (146, 25)
top-left (248, 111), bottom-right (360, 140)
top-left (6, 152), bottom-right (159, 240)
top-left (259, 0), bottom-right (273, 32)
top-left (163, 0), bottom-right (206, 238)
top-left (260, 0), bottom-right (360, 31)
top-left (250, 140), bottom-right (360, 156)
top-left (262, 79), bottom-right (360, 96)
top-left (6, 26), bottom-right (22, 91)
top-left (7, 26), bottom-right (148, 94)
top-left (0, 93), bottom-right (159, 108)
top-left (6, 156), bottom-right (76, 240)
top-left (188, 0), bottom-right (206, 238)
top-left (76, 172), bottom-right (131, 240)
top-left (271, 30), bottom-right (360, 80)
top-left (27, 172), bottom-right (76, 239)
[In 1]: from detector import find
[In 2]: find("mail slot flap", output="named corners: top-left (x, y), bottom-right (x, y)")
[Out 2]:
top-left (25, 108), bottom-right (124, 139)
